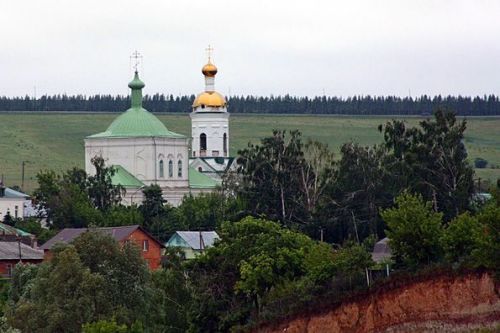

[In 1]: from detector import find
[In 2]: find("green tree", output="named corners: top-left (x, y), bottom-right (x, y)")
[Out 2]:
top-left (87, 156), bottom-right (124, 211)
top-left (102, 205), bottom-right (144, 227)
top-left (237, 130), bottom-right (308, 226)
top-left (72, 231), bottom-right (152, 325)
top-left (7, 232), bottom-right (153, 332)
top-left (82, 319), bottom-right (127, 333)
top-left (380, 110), bottom-right (474, 220)
top-left (318, 143), bottom-right (394, 244)
top-left (187, 217), bottom-right (334, 332)
top-left (150, 268), bottom-right (191, 333)
top-left (441, 213), bottom-right (482, 263)
top-left (7, 246), bottom-right (108, 332)
top-left (381, 192), bottom-right (444, 268)
top-left (471, 202), bottom-right (500, 270)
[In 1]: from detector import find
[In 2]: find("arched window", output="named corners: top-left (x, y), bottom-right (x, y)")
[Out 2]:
top-left (178, 160), bottom-right (183, 178)
top-left (200, 133), bottom-right (207, 151)
top-left (159, 160), bottom-right (164, 178)
top-left (168, 160), bottom-right (173, 178)
top-left (223, 133), bottom-right (227, 155)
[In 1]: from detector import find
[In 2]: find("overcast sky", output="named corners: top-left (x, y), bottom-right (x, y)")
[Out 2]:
top-left (1, 0), bottom-right (499, 97)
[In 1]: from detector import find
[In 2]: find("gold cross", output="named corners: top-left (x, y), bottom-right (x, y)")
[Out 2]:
top-left (205, 45), bottom-right (214, 62)
top-left (130, 50), bottom-right (143, 72)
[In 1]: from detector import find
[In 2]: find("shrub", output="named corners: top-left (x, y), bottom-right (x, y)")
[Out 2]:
top-left (474, 157), bottom-right (488, 168)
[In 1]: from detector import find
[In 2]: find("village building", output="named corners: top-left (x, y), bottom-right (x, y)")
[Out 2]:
top-left (166, 231), bottom-right (220, 259)
top-left (0, 241), bottom-right (44, 277)
top-left (84, 51), bottom-right (233, 207)
top-left (0, 183), bottom-right (30, 220)
top-left (40, 225), bottom-right (163, 270)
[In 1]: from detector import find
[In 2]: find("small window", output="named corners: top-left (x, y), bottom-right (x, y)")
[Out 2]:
top-left (143, 240), bottom-right (149, 252)
top-left (178, 160), bottom-right (182, 178)
top-left (198, 167), bottom-right (202, 172)
top-left (14, 206), bottom-right (18, 218)
top-left (159, 160), bottom-right (164, 178)
top-left (168, 160), bottom-right (173, 178)
top-left (6, 264), bottom-right (12, 277)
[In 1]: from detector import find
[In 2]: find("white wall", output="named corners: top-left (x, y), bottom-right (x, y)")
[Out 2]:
top-left (0, 198), bottom-right (25, 219)
top-left (84, 136), bottom-right (190, 189)
top-left (190, 111), bottom-right (229, 158)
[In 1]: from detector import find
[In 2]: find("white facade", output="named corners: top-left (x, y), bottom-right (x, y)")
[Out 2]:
top-left (191, 112), bottom-right (229, 157)
top-left (84, 136), bottom-right (190, 206)
top-left (0, 198), bottom-right (25, 219)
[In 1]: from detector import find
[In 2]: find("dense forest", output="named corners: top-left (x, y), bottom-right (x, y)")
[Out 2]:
top-left (1, 94), bottom-right (500, 115)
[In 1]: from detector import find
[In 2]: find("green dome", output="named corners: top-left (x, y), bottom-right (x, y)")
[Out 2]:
top-left (88, 72), bottom-right (185, 139)
top-left (128, 72), bottom-right (145, 90)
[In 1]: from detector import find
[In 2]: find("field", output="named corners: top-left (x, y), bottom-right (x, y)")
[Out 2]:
top-left (0, 112), bottom-right (499, 193)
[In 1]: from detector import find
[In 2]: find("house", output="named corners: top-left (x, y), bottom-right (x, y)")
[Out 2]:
top-left (0, 222), bottom-right (38, 247)
top-left (371, 237), bottom-right (392, 277)
top-left (40, 225), bottom-right (164, 270)
top-left (166, 231), bottom-right (220, 259)
top-left (0, 183), bottom-right (30, 220)
top-left (0, 241), bottom-right (44, 277)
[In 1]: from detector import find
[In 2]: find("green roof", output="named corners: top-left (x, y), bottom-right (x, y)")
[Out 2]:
top-left (111, 165), bottom-right (144, 187)
top-left (0, 222), bottom-right (33, 237)
top-left (88, 72), bottom-right (185, 139)
top-left (188, 167), bottom-right (219, 189)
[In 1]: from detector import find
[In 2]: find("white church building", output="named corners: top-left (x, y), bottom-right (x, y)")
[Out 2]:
top-left (84, 55), bottom-right (234, 206)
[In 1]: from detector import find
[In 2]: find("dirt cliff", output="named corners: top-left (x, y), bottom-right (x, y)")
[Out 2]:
top-left (256, 271), bottom-right (500, 333)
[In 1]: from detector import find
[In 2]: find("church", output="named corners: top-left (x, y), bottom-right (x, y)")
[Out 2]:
top-left (84, 53), bottom-right (234, 206)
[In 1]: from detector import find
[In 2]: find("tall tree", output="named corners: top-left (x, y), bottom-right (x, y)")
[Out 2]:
top-left (87, 156), bottom-right (124, 211)
top-left (237, 130), bottom-right (307, 226)
top-left (380, 110), bottom-right (474, 220)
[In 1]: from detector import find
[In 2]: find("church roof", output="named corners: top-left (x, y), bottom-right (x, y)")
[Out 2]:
top-left (88, 72), bottom-right (185, 139)
top-left (188, 167), bottom-right (219, 189)
top-left (110, 165), bottom-right (144, 188)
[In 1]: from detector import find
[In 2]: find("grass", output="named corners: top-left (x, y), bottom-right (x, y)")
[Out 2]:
top-left (0, 113), bottom-right (499, 193)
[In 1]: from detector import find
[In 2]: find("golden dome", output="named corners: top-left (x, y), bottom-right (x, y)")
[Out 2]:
top-left (193, 91), bottom-right (226, 108)
top-left (202, 62), bottom-right (218, 77)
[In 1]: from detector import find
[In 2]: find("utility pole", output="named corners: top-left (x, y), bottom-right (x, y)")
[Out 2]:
top-left (21, 161), bottom-right (25, 190)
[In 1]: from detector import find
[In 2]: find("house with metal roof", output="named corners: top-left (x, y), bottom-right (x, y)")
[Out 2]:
top-left (0, 241), bottom-right (44, 277)
top-left (0, 183), bottom-right (30, 220)
top-left (41, 225), bottom-right (164, 270)
top-left (166, 231), bottom-right (220, 259)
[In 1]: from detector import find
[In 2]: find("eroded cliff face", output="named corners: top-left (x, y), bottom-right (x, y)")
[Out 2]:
top-left (256, 271), bottom-right (500, 333)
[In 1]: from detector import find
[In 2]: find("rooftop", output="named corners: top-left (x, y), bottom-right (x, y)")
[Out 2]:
top-left (188, 167), bottom-right (219, 189)
top-left (111, 165), bottom-right (144, 187)
top-left (40, 225), bottom-right (142, 250)
top-left (0, 241), bottom-right (43, 260)
top-left (87, 72), bottom-right (185, 139)
top-left (167, 231), bottom-right (220, 250)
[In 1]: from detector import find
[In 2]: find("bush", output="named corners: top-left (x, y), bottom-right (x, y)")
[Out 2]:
top-left (474, 157), bottom-right (488, 168)
top-left (381, 192), bottom-right (444, 268)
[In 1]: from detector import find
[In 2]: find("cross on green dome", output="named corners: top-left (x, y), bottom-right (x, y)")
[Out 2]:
top-left (88, 72), bottom-right (185, 139)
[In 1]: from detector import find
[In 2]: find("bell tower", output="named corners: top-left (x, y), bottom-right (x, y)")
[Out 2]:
top-left (190, 46), bottom-right (229, 158)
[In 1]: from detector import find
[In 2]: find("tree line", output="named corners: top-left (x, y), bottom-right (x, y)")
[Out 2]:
top-left (1, 94), bottom-right (500, 115)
